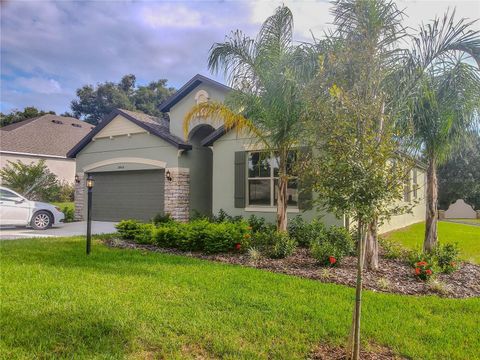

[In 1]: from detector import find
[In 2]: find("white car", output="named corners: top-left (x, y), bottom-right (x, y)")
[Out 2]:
top-left (0, 187), bottom-right (65, 230)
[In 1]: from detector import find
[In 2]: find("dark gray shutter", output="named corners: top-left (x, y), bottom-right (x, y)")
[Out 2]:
top-left (298, 146), bottom-right (313, 210)
top-left (234, 151), bottom-right (246, 208)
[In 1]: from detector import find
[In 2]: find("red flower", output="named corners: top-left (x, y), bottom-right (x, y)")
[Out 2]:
top-left (416, 261), bottom-right (427, 267)
top-left (329, 256), bottom-right (337, 265)
top-left (235, 243), bottom-right (241, 250)
top-left (425, 269), bottom-right (432, 275)
top-left (415, 268), bottom-right (421, 275)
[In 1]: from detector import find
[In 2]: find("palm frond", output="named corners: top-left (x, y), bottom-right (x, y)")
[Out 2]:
top-left (183, 101), bottom-right (267, 145)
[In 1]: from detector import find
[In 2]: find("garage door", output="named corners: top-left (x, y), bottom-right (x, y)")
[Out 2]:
top-left (90, 170), bottom-right (164, 221)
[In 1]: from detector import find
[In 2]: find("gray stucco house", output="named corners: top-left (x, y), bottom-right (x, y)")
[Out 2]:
top-left (68, 74), bottom-right (426, 233)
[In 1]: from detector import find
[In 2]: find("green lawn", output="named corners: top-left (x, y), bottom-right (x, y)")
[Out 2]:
top-left (386, 221), bottom-right (480, 264)
top-left (1, 237), bottom-right (479, 359)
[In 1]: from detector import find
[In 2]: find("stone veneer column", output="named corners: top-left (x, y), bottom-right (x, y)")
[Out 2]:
top-left (74, 172), bottom-right (85, 221)
top-left (164, 167), bottom-right (190, 222)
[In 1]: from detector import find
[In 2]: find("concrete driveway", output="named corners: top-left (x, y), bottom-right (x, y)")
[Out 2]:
top-left (0, 221), bottom-right (117, 240)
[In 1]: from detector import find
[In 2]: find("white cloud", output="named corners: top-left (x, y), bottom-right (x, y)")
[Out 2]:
top-left (141, 4), bottom-right (202, 28)
top-left (16, 77), bottom-right (62, 94)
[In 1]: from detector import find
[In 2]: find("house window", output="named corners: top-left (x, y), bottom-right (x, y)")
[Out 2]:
top-left (413, 168), bottom-right (418, 199)
top-left (247, 151), bottom-right (298, 207)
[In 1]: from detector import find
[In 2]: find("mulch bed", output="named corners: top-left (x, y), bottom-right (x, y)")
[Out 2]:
top-left (104, 239), bottom-right (480, 299)
top-left (310, 343), bottom-right (406, 360)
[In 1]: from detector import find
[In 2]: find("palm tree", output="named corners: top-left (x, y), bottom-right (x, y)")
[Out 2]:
top-left (406, 12), bottom-right (480, 252)
top-left (183, 6), bottom-right (309, 231)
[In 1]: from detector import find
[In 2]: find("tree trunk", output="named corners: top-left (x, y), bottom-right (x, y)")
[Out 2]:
top-left (276, 154), bottom-right (288, 232)
top-left (424, 157), bottom-right (438, 253)
top-left (365, 219), bottom-right (378, 270)
top-left (347, 220), bottom-right (366, 360)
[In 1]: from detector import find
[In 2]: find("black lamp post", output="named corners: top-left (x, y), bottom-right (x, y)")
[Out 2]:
top-left (86, 174), bottom-right (95, 255)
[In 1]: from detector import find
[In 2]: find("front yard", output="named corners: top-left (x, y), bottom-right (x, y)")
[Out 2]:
top-left (386, 221), bottom-right (480, 264)
top-left (1, 236), bottom-right (479, 359)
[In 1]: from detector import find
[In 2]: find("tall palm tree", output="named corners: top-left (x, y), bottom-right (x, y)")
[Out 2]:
top-left (183, 6), bottom-right (309, 231)
top-left (406, 12), bottom-right (480, 252)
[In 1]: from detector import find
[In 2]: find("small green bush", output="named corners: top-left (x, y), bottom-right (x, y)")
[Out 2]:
top-left (309, 225), bottom-right (354, 266)
top-left (247, 214), bottom-right (267, 233)
top-left (435, 243), bottom-right (460, 274)
top-left (269, 231), bottom-right (297, 259)
top-left (212, 209), bottom-right (243, 223)
top-left (251, 229), bottom-right (296, 259)
top-left (288, 216), bottom-right (327, 247)
top-left (60, 205), bottom-right (74, 223)
top-left (311, 241), bottom-right (341, 266)
top-left (152, 213), bottom-right (173, 225)
top-left (379, 236), bottom-right (407, 259)
top-left (134, 223), bottom-right (156, 245)
top-left (116, 219), bottom-right (141, 240)
top-left (153, 225), bottom-right (186, 248)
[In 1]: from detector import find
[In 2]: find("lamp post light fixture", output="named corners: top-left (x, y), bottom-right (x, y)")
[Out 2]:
top-left (86, 174), bottom-right (95, 255)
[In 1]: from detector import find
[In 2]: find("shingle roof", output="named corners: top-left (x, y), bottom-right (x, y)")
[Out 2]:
top-left (0, 114), bottom-right (94, 157)
top-left (67, 108), bottom-right (191, 158)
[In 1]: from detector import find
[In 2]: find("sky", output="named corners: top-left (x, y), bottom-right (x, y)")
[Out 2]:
top-left (1, 0), bottom-right (479, 115)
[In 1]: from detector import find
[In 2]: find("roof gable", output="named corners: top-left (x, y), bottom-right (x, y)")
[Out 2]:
top-left (67, 109), bottom-right (191, 158)
top-left (159, 74), bottom-right (231, 112)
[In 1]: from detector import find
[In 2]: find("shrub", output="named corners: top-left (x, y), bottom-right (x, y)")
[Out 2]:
top-left (212, 209), bottom-right (243, 223)
top-left (435, 243), bottom-right (460, 274)
top-left (310, 225), bottom-right (354, 266)
top-left (379, 236), bottom-right (407, 260)
top-left (134, 223), bottom-right (156, 245)
top-left (269, 231), bottom-right (297, 259)
top-left (247, 247), bottom-right (262, 262)
top-left (60, 204), bottom-right (74, 223)
top-left (247, 214), bottom-right (267, 233)
top-left (413, 260), bottom-right (434, 281)
top-left (154, 224), bottom-right (187, 249)
top-left (203, 221), bottom-right (250, 254)
top-left (251, 229), bottom-right (296, 259)
top-left (152, 213), bottom-right (173, 225)
top-left (116, 219), bottom-right (141, 240)
top-left (288, 216), bottom-right (327, 247)
top-left (57, 181), bottom-right (75, 202)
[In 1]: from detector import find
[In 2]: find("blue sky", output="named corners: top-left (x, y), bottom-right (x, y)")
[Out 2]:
top-left (1, 0), bottom-right (478, 115)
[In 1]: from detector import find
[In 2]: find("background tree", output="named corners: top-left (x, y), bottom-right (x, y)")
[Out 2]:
top-left (438, 134), bottom-right (480, 210)
top-left (303, 1), bottom-right (414, 358)
top-left (71, 74), bottom-right (175, 125)
top-left (0, 107), bottom-right (56, 127)
top-left (406, 12), bottom-right (480, 252)
top-left (0, 160), bottom-right (60, 202)
top-left (184, 6), bottom-right (308, 231)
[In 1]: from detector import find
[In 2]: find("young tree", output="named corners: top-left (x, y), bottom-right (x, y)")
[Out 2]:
top-left (303, 1), bottom-right (414, 358)
top-left (406, 12), bottom-right (480, 252)
top-left (0, 160), bottom-right (60, 202)
top-left (183, 6), bottom-right (309, 231)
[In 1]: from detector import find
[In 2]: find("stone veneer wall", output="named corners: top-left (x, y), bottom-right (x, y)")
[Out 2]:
top-left (164, 167), bottom-right (190, 222)
top-left (74, 172), bottom-right (85, 221)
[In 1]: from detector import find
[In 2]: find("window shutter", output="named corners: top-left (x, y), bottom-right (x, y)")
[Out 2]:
top-left (298, 146), bottom-right (313, 210)
top-left (234, 151), bottom-right (246, 208)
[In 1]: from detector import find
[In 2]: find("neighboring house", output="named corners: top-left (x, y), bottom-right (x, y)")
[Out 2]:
top-left (68, 74), bottom-right (426, 232)
top-left (0, 115), bottom-right (94, 183)
top-left (444, 199), bottom-right (477, 219)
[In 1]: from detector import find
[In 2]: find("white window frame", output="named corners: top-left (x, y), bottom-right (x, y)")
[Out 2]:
top-left (246, 150), bottom-right (299, 209)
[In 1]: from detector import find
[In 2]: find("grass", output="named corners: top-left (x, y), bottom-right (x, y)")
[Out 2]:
top-left (52, 201), bottom-right (74, 210)
top-left (386, 221), bottom-right (480, 264)
top-left (444, 218), bottom-right (480, 225)
top-left (1, 237), bottom-right (479, 359)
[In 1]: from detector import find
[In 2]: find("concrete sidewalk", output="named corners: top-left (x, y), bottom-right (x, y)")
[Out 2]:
top-left (0, 221), bottom-right (117, 240)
